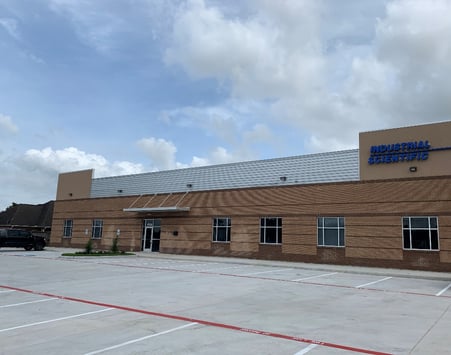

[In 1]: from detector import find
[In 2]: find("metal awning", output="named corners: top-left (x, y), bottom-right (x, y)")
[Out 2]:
top-left (123, 206), bottom-right (190, 213)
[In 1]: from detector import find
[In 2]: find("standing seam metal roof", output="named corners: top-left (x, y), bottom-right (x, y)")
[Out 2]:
top-left (90, 149), bottom-right (360, 198)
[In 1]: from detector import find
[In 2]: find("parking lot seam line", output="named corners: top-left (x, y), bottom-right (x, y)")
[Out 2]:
top-left (292, 272), bottom-right (338, 281)
top-left (3, 258), bottom-right (451, 300)
top-left (294, 343), bottom-right (318, 354)
top-left (409, 303), bottom-right (451, 353)
top-left (0, 308), bottom-right (114, 333)
top-left (94, 263), bottom-right (451, 299)
top-left (0, 284), bottom-right (392, 355)
top-left (242, 268), bottom-right (293, 276)
top-left (436, 283), bottom-right (451, 296)
top-left (8, 253), bottom-right (451, 281)
top-left (355, 277), bottom-right (393, 288)
top-left (83, 322), bottom-right (198, 355)
top-left (0, 298), bottom-right (57, 308)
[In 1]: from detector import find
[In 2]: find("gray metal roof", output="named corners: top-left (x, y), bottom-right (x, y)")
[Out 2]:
top-left (90, 149), bottom-right (360, 198)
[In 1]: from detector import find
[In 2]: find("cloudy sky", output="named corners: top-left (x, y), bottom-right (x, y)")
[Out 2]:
top-left (1, 0), bottom-right (451, 210)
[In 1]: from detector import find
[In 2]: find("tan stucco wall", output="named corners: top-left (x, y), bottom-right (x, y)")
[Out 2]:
top-left (56, 169), bottom-right (93, 200)
top-left (360, 121), bottom-right (451, 180)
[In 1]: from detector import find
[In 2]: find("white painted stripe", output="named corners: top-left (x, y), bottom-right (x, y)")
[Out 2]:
top-left (0, 298), bottom-right (57, 308)
top-left (84, 322), bottom-right (198, 355)
top-left (436, 283), bottom-right (451, 296)
top-left (294, 343), bottom-right (318, 354)
top-left (355, 277), bottom-right (392, 288)
top-left (243, 268), bottom-right (292, 276)
top-left (0, 308), bottom-right (114, 333)
top-left (0, 290), bottom-right (16, 294)
top-left (203, 265), bottom-right (252, 272)
top-left (292, 272), bottom-right (338, 281)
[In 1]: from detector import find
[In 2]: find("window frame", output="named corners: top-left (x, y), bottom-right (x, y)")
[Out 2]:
top-left (212, 217), bottom-right (231, 243)
top-left (317, 217), bottom-right (345, 247)
top-left (63, 219), bottom-right (73, 238)
top-left (402, 216), bottom-right (439, 251)
top-left (260, 217), bottom-right (282, 245)
top-left (91, 219), bottom-right (103, 239)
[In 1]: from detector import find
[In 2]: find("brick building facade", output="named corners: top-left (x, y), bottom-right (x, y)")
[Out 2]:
top-left (51, 121), bottom-right (451, 271)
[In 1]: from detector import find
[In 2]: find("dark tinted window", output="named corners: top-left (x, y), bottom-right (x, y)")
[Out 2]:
top-left (8, 230), bottom-right (20, 237)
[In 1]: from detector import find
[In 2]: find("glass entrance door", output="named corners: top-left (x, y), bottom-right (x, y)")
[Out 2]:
top-left (142, 219), bottom-right (161, 252)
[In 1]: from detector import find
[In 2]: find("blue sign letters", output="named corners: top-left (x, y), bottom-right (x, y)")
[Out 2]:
top-left (368, 140), bottom-right (430, 165)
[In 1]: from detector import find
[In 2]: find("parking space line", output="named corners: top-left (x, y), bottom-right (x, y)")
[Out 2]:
top-left (84, 322), bottom-right (198, 355)
top-left (0, 297), bottom-right (57, 308)
top-left (1, 284), bottom-right (392, 355)
top-left (200, 265), bottom-right (252, 272)
top-left (436, 283), bottom-right (451, 296)
top-left (294, 343), bottom-right (318, 354)
top-left (355, 277), bottom-right (392, 289)
top-left (0, 308), bottom-right (114, 333)
top-left (243, 268), bottom-right (292, 276)
top-left (0, 290), bottom-right (16, 293)
top-left (292, 272), bottom-right (338, 282)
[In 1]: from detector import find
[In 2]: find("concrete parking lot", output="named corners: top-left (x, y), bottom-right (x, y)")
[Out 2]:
top-left (1, 248), bottom-right (451, 354)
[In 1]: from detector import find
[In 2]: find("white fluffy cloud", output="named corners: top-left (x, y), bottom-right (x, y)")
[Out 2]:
top-left (23, 147), bottom-right (144, 177)
top-left (0, 114), bottom-right (18, 135)
top-left (374, 0), bottom-right (451, 123)
top-left (137, 137), bottom-right (181, 170)
top-left (0, 146), bottom-right (145, 210)
top-left (165, 0), bottom-right (451, 152)
top-left (165, 0), bottom-right (324, 99)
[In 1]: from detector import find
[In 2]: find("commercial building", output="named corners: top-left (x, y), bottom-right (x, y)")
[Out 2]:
top-left (51, 121), bottom-right (451, 271)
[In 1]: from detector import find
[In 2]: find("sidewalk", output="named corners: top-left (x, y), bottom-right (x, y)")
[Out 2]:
top-left (133, 250), bottom-right (451, 281)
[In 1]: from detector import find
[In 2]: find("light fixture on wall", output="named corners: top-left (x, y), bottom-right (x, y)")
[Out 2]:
top-left (409, 166), bottom-right (417, 173)
top-left (280, 176), bottom-right (287, 182)
top-left (186, 183), bottom-right (193, 188)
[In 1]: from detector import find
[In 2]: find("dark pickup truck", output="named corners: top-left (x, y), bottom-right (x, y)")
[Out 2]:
top-left (0, 228), bottom-right (46, 251)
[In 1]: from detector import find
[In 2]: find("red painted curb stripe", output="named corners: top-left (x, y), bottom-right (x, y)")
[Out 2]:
top-left (1, 284), bottom-right (392, 355)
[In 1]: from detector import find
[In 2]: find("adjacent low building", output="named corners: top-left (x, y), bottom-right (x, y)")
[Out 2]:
top-left (51, 121), bottom-right (451, 271)
top-left (0, 201), bottom-right (54, 241)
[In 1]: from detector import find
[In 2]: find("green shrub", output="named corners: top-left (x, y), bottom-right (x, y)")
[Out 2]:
top-left (85, 239), bottom-right (93, 254)
top-left (111, 237), bottom-right (119, 253)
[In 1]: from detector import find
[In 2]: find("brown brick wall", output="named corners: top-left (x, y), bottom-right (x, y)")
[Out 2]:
top-left (51, 175), bottom-right (451, 271)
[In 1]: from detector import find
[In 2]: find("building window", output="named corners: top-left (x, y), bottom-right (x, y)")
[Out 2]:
top-left (63, 219), bottom-right (73, 238)
top-left (403, 217), bottom-right (439, 250)
top-left (91, 219), bottom-right (103, 239)
top-left (212, 217), bottom-right (231, 242)
top-left (260, 217), bottom-right (282, 244)
top-left (317, 217), bottom-right (345, 247)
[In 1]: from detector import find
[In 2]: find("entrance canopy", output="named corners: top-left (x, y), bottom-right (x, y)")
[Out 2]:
top-left (122, 192), bottom-right (191, 213)
top-left (123, 206), bottom-right (190, 212)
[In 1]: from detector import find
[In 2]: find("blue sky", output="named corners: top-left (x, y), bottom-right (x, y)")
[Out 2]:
top-left (1, 0), bottom-right (451, 210)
